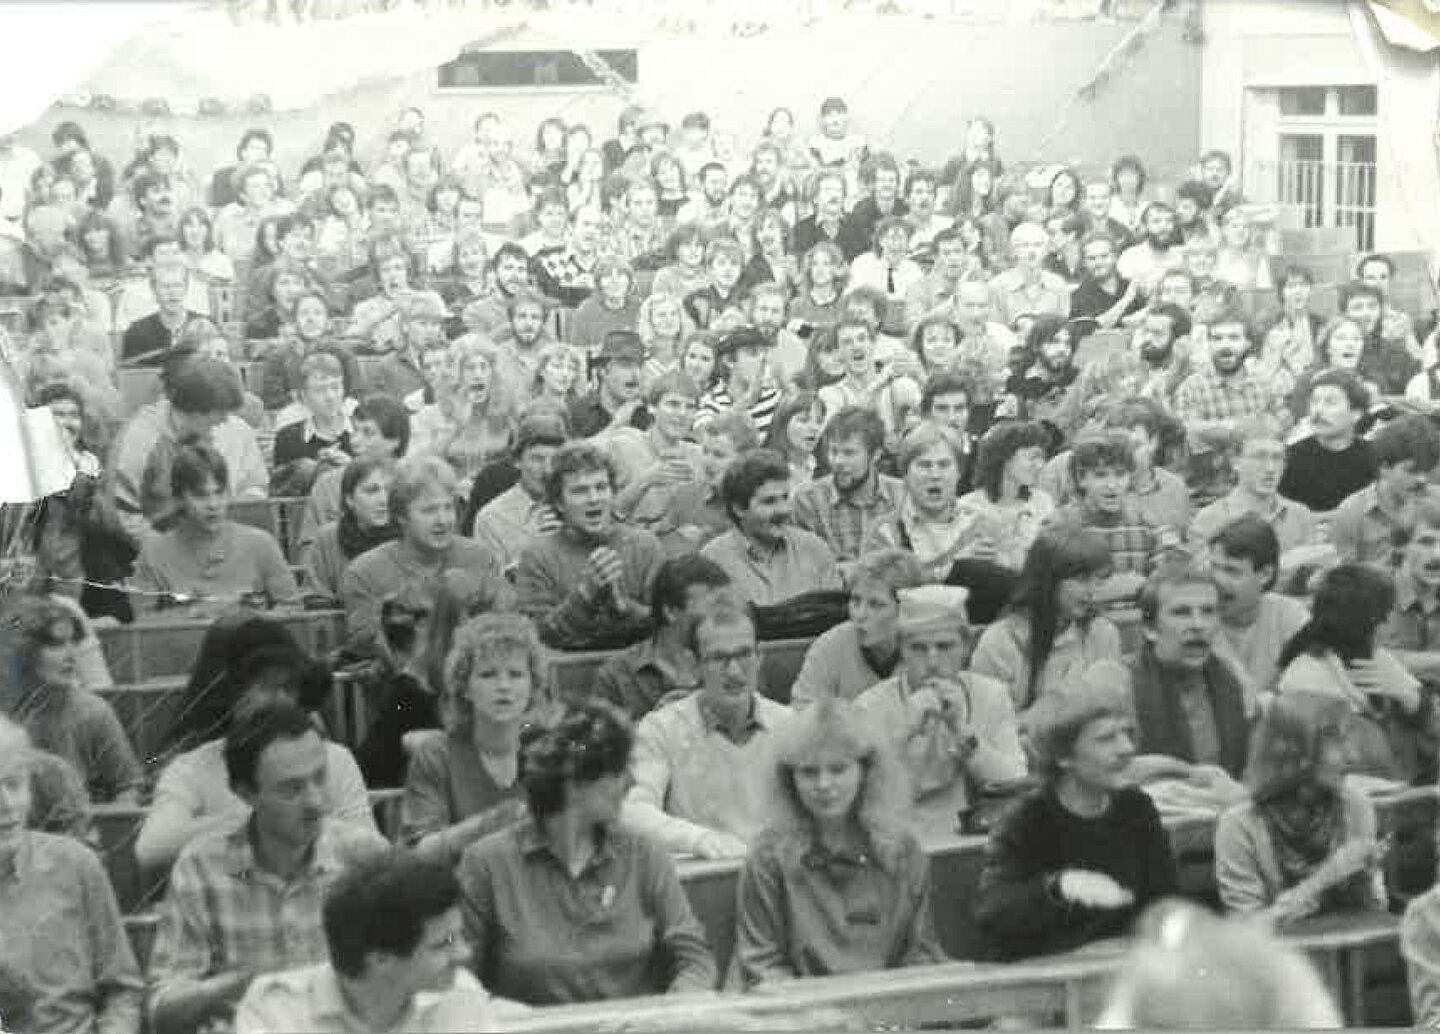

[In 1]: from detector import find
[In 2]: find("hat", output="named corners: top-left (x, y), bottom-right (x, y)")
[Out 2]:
top-left (895, 585), bottom-right (971, 635)
top-left (399, 290), bottom-right (447, 322)
top-left (714, 326), bottom-right (769, 359)
top-left (513, 409), bottom-right (569, 455)
top-left (597, 330), bottom-right (644, 364)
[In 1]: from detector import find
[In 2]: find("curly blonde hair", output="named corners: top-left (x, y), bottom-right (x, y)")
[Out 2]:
top-left (442, 613), bottom-right (554, 737)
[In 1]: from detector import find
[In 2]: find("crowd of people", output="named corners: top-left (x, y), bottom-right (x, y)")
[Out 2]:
top-left (2, 90), bottom-right (1440, 1031)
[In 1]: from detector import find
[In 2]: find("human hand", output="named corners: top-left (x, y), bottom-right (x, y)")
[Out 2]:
top-left (695, 830), bottom-right (749, 860)
top-left (533, 506), bottom-right (563, 534)
top-left (586, 547), bottom-right (625, 595)
top-left (1346, 657), bottom-right (1417, 705)
top-left (1057, 869), bottom-right (1135, 909)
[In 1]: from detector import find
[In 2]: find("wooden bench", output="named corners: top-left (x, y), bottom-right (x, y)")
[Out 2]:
top-left (497, 912), bottom-right (1403, 1033)
top-left (97, 609), bottom-right (347, 683)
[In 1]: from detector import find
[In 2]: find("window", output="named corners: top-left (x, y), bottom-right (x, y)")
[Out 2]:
top-left (437, 48), bottom-right (638, 90)
top-left (1270, 85), bottom-right (1378, 250)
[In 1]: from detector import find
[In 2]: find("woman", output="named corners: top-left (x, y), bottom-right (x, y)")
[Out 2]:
top-left (456, 700), bottom-right (717, 1004)
top-left (315, 183), bottom-right (369, 279)
top-left (637, 292), bottom-right (694, 385)
top-left (1214, 206), bottom-right (1272, 291)
top-left (763, 389), bottom-right (826, 487)
top-left (651, 224), bottom-right (710, 301)
top-left (532, 341), bottom-right (585, 410)
top-left (131, 442), bottom-right (300, 616)
top-left (436, 232), bottom-right (491, 326)
top-left (974, 681), bottom-right (1179, 961)
top-left (135, 613), bottom-right (376, 872)
top-left (411, 337), bottom-right (515, 497)
top-left (75, 210), bottom-right (126, 280)
top-left (658, 412), bottom-right (758, 556)
top-left (790, 243), bottom-right (847, 330)
top-left (1215, 691), bottom-right (1386, 923)
top-left (698, 327), bottom-right (781, 436)
top-left (570, 255), bottom-right (641, 356)
top-left (178, 207), bottom-right (235, 286)
top-left (257, 290), bottom-right (361, 414)
top-left (792, 550), bottom-right (924, 708)
top-left (762, 106), bottom-right (816, 179)
top-left (1258, 265), bottom-right (1323, 401)
top-left (1275, 563), bottom-right (1429, 784)
top-left (1288, 315), bottom-right (1381, 420)
top-left (1, 594), bottom-right (141, 804)
top-left (529, 117), bottom-right (569, 182)
top-left (971, 524), bottom-right (1123, 721)
top-left (403, 612), bottom-right (558, 866)
top-left (735, 698), bottom-right (945, 987)
top-left (679, 333), bottom-right (718, 393)
top-left (946, 159), bottom-right (1001, 221)
top-left (1046, 167), bottom-right (1082, 214)
top-left (303, 458), bottom-right (398, 599)
top-left (651, 151), bottom-right (689, 219)
top-left (909, 314), bottom-right (963, 378)
top-left (956, 421), bottom-right (1055, 570)
top-left (1109, 155), bottom-right (1149, 234)
top-left (243, 260), bottom-right (308, 342)
top-left (566, 147), bottom-right (607, 213)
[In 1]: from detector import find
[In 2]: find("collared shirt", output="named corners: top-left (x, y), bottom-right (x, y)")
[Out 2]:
top-left (1173, 369), bottom-right (1276, 427)
top-left (236, 963), bottom-right (501, 1034)
top-left (471, 483), bottom-right (555, 571)
top-left (1188, 487), bottom-right (1318, 555)
top-left (853, 671), bottom-right (1027, 840)
top-left (457, 820), bottom-right (716, 1004)
top-left (792, 472), bottom-right (904, 564)
top-left (1382, 577), bottom-right (1440, 652)
top-left (1331, 484), bottom-right (1440, 567)
top-left (988, 267), bottom-right (1071, 325)
top-left (699, 526), bottom-right (842, 606)
top-left (150, 819), bottom-right (389, 1017)
top-left (594, 635), bottom-right (701, 720)
top-left (735, 826), bottom-right (945, 987)
top-left (0, 832), bottom-right (143, 1034)
top-left (623, 691), bottom-right (793, 855)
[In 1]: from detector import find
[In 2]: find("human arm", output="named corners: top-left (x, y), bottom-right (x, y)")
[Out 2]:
top-left (620, 712), bottom-right (747, 859)
top-left (339, 559), bottom-right (385, 649)
top-left (640, 837), bottom-right (719, 992)
top-left (134, 756), bottom-right (237, 873)
top-left (1094, 280), bottom-right (1141, 331)
top-left (80, 846), bottom-right (145, 1034)
top-left (253, 531), bottom-right (301, 608)
top-left (1402, 895), bottom-right (1440, 1028)
top-left (326, 743), bottom-right (379, 833)
top-left (734, 839), bottom-right (802, 988)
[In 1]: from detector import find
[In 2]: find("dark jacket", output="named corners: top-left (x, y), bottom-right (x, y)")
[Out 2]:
top-left (1129, 644), bottom-right (1251, 779)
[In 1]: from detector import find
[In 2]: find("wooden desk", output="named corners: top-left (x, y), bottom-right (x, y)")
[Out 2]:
top-left (550, 637), bottom-right (814, 707)
top-left (97, 609), bottom-right (346, 683)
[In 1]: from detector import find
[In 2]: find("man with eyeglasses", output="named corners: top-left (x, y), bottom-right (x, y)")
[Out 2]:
top-left (1188, 420), bottom-right (1317, 561)
top-left (623, 596), bottom-right (793, 860)
top-left (236, 851), bottom-right (516, 1034)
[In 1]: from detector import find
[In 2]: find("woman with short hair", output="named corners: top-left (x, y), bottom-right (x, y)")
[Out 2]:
top-left (791, 549), bottom-right (925, 707)
top-left (975, 682), bottom-right (1178, 961)
top-left (302, 458), bottom-right (398, 599)
top-left (403, 613), bottom-right (557, 865)
top-left (735, 698), bottom-right (945, 987)
top-left (457, 701), bottom-right (717, 1003)
top-left (1215, 691), bottom-right (1386, 924)
top-left (956, 421), bottom-right (1055, 570)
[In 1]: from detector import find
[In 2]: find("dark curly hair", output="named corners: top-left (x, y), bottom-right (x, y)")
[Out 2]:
top-left (518, 701), bottom-right (633, 821)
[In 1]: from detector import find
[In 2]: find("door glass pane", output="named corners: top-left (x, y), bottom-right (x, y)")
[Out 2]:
top-left (1278, 134), bottom-right (1325, 228)
top-left (1336, 134), bottom-right (1378, 250)
top-left (1337, 85), bottom-right (1378, 116)
top-left (1279, 87), bottom-right (1327, 116)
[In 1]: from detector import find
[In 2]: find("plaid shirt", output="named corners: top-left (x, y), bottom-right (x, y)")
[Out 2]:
top-left (1056, 502), bottom-right (1160, 575)
top-left (792, 472), bottom-right (904, 563)
top-left (1173, 369), bottom-right (1275, 427)
top-left (1329, 484), bottom-right (1440, 568)
top-left (1381, 577), bottom-right (1440, 652)
top-left (149, 818), bottom-right (388, 1015)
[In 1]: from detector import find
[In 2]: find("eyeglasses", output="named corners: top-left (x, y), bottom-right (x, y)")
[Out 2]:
top-left (701, 646), bottom-right (758, 670)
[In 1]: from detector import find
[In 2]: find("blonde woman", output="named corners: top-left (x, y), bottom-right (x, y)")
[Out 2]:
top-left (735, 698), bottom-right (945, 987)
top-left (410, 337), bottom-right (516, 497)
top-left (532, 341), bottom-right (586, 410)
top-left (636, 291), bottom-right (695, 385)
top-left (401, 613), bottom-right (557, 866)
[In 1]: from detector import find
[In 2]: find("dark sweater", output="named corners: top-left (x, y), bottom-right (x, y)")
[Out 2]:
top-left (974, 786), bottom-right (1178, 961)
top-left (1279, 436), bottom-right (1377, 513)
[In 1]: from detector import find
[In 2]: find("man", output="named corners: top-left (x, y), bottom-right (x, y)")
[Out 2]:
top-left (1199, 149), bottom-right (1241, 208)
top-left (149, 695), bottom-right (389, 1034)
top-left (1131, 302), bottom-right (1192, 403)
top-left (271, 352), bottom-right (352, 497)
top-left (918, 372), bottom-right (980, 487)
top-left (623, 596), bottom-right (792, 858)
top-left (109, 355), bottom-right (267, 538)
top-left (119, 169), bottom-right (180, 259)
top-left (903, 168), bottom-right (952, 257)
top-left (532, 206), bottom-right (606, 308)
top-left (1116, 202), bottom-right (1178, 297)
top-left (569, 330), bottom-right (650, 439)
top-left (1055, 431), bottom-right (1161, 598)
top-left (839, 154), bottom-right (908, 262)
top-left (462, 243), bottom-right (531, 338)
top-left (1069, 233), bottom-right (1144, 331)
top-left (1086, 567), bottom-right (1250, 791)
top-left (988, 222), bottom-right (1070, 325)
top-left (904, 227), bottom-right (973, 326)
top-left (1206, 517), bottom-right (1310, 710)
top-left (113, 236), bottom-right (212, 327)
top-left (1172, 304), bottom-right (1276, 435)
top-left (793, 406), bottom-right (904, 572)
top-left (605, 371), bottom-right (705, 533)
top-left (944, 280), bottom-right (1017, 391)
top-left (1332, 413), bottom-right (1440, 567)
top-left (236, 852), bottom-right (504, 1034)
top-left (471, 409), bottom-right (566, 573)
top-left (1277, 369), bottom-right (1377, 513)
top-left (370, 291), bottom-right (446, 403)
top-left (1342, 280), bottom-right (1420, 396)
top-left (749, 282), bottom-right (806, 385)
top-left (1357, 252), bottom-right (1423, 360)
top-left (595, 555), bottom-right (732, 720)
top-left (119, 259), bottom-right (206, 367)
top-left (1079, 178), bottom-right (1133, 248)
top-left (1189, 421), bottom-right (1317, 557)
top-left (854, 585), bottom-right (1026, 836)
top-left (515, 441), bottom-right (664, 650)
top-left (0, 716), bottom-right (143, 1034)
top-left (490, 288), bottom-right (552, 396)
top-left (700, 449), bottom-right (841, 606)
top-left (1381, 499), bottom-right (1440, 681)
top-left (792, 170), bottom-right (847, 258)
top-left (676, 161), bottom-right (730, 229)
top-left (298, 394), bottom-right (411, 554)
